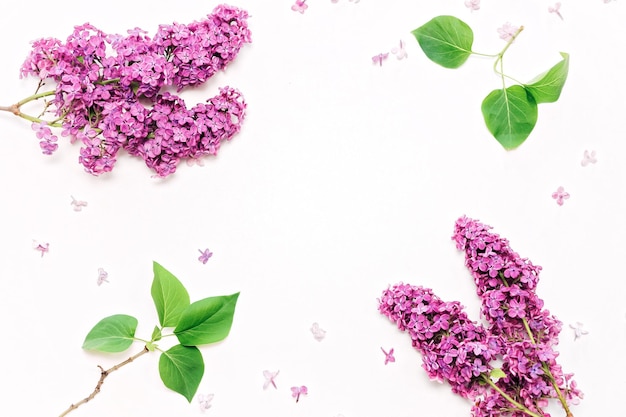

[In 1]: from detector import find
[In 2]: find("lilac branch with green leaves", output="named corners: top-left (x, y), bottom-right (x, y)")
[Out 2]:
top-left (412, 16), bottom-right (569, 149)
top-left (60, 261), bottom-right (240, 416)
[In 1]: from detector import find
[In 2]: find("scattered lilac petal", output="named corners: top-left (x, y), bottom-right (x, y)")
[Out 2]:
top-left (497, 22), bottom-right (520, 41)
top-left (331, 0), bottom-right (339, 3)
top-left (349, 0), bottom-right (360, 3)
top-left (33, 240), bottom-right (49, 257)
top-left (465, 0), bottom-right (480, 11)
top-left (391, 40), bottom-right (407, 60)
top-left (548, 2), bottom-right (564, 20)
top-left (604, 0), bottom-right (615, 3)
top-left (263, 370), bottom-right (279, 389)
top-left (372, 53), bottom-right (389, 67)
top-left (551, 186), bottom-right (570, 206)
top-left (581, 150), bottom-right (597, 167)
top-left (569, 322), bottom-right (589, 341)
top-left (97, 268), bottom-right (109, 286)
top-left (291, 385), bottom-right (308, 403)
top-left (310, 322), bottom-right (326, 341)
top-left (70, 195), bottom-right (88, 211)
top-left (198, 248), bottom-right (213, 264)
top-left (381, 347), bottom-right (395, 365)
top-left (291, 0), bottom-right (308, 13)
top-left (197, 393), bottom-right (214, 411)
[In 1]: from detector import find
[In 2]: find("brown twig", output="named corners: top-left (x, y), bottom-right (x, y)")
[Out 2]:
top-left (58, 346), bottom-right (150, 417)
top-left (0, 104), bottom-right (19, 115)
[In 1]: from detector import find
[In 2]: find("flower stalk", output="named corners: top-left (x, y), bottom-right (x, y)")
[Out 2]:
top-left (1, 4), bottom-right (252, 177)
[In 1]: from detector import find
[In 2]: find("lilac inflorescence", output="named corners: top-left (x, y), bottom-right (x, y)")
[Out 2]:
top-left (378, 217), bottom-right (583, 417)
top-left (452, 216), bottom-right (582, 413)
top-left (379, 283), bottom-right (498, 399)
top-left (20, 4), bottom-right (251, 176)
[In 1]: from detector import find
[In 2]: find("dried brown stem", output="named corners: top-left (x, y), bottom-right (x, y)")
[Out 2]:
top-left (58, 346), bottom-right (150, 417)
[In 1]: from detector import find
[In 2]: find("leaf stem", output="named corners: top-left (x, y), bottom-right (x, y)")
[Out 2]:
top-left (481, 375), bottom-right (544, 417)
top-left (58, 345), bottom-right (150, 417)
top-left (493, 26), bottom-right (525, 88)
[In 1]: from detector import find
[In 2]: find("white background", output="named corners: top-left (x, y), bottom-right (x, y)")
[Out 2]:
top-left (0, 1), bottom-right (624, 416)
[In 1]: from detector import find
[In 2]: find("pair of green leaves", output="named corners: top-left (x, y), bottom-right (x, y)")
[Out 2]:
top-left (82, 261), bottom-right (239, 402)
top-left (412, 15), bottom-right (569, 149)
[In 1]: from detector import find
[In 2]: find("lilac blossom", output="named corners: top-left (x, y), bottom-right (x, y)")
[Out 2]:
top-left (372, 53), bottom-right (389, 66)
top-left (32, 122), bottom-right (58, 155)
top-left (581, 150), bottom-right (597, 166)
top-left (291, 385), bottom-right (308, 402)
top-left (381, 347), bottom-right (395, 365)
top-left (70, 195), bottom-right (88, 211)
top-left (198, 248), bottom-right (213, 264)
top-left (197, 393), bottom-right (214, 411)
top-left (548, 3), bottom-right (564, 20)
top-left (291, 0), bottom-right (308, 13)
top-left (452, 216), bottom-right (582, 414)
top-left (33, 240), bottom-right (49, 257)
top-left (97, 267), bottom-right (109, 285)
top-left (391, 40), bottom-right (407, 60)
top-left (497, 22), bottom-right (520, 41)
top-left (552, 186), bottom-right (570, 206)
top-left (12, 5), bottom-right (251, 177)
top-left (263, 370), bottom-right (279, 390)
top-left (310, 322), bottom-right (326, 341)
top-left (465, 0), bottom-right (480, 11)
top-left (379, 283), bottom-right (498, 399)
top-left (569, 322), bottom-right (588, 341)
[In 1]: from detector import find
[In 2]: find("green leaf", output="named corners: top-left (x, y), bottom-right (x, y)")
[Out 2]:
top-left (490, 368), bottom-right (506, 381)
top-left (411, 15), bottom-right (474, 69)
top-left (151, 261), bottom-right (190, 328)
top-left (82, 314), bottom-right (138, 353)
top-left (174, 292), bottom-right (240, 346)
top-left (151, 325), bottom-right (162, 342)
top-left (159, 344), bottom-right (204, 402)
top-left (481, 85), bottom-right (538, 149)
top-left (524, 52), bottom-right (569, 104)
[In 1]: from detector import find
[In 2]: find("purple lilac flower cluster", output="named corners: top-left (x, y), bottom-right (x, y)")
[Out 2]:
top-left (379, 283), bottom-right (499, 399)
top-left (453, 216), bottom-right (582, 416)
top-left (17, 4), bottom-right (250, 177)
top-left (378, 217), bottom-right (582, 417)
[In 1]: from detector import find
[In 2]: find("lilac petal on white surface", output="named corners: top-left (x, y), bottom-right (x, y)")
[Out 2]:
top-left (70, 196), bottom-right (88, 211)
top-left (263, 370), bottom-right (279, 389)
top-left (32, 240), bottom-right (49, 257)
top-left (372, 53), bottom-right (389, 66)
top-left (569, 322), bottom-right (589, 341)
top-left (581, 150), bottom-right (597, 167)
top-left (548, 3), bottom-right (564, 20)
top-left (381, 347), bottom-right (395, 365)
top-left (391, 40), bottom-right (407, 60)
top-left (197, 393), bottom-right (214, 411)
top-left (310, 322), bottom-right (326, 341)
top-left (198, 248), bottom-right (213, 264)
top-left (97, 268), bottom-right (109, 285)
top-left (551, 186), bottom-right (570, 206)
top-left (291, 385), bottom-right (308, 403)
